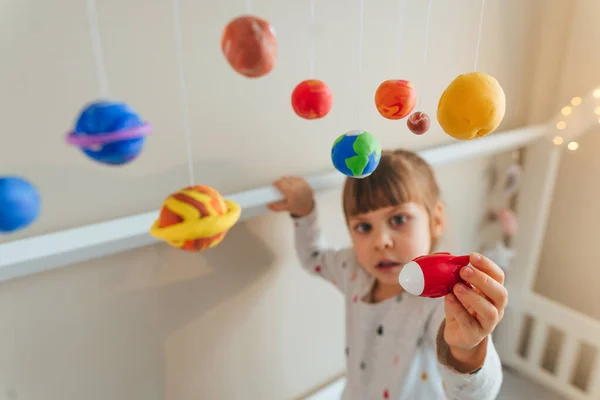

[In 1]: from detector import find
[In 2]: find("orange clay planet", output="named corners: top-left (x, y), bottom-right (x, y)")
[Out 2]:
top-left (374, 79), bottom-right (416, 120)
top-left (221, 15), bottom-right (277, 78)
top-left (291, 79), bottom-right (333, 119)
top-left (150, 185), bottom-right (241, 252)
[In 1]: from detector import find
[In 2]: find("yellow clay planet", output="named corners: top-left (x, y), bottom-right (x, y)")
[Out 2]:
top-left (437, 72), bottom-right (506, 140)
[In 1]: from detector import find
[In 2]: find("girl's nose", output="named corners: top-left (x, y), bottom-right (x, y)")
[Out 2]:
top-left (374, 228), bottom-right (394, 250)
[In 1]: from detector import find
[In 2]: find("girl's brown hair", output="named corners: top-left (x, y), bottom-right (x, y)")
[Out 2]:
top-left (342, 149), bottom-right (442, 247)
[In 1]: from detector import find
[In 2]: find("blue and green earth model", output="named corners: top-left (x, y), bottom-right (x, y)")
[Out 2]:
top-left (331, 130), bottom-right (382, 178)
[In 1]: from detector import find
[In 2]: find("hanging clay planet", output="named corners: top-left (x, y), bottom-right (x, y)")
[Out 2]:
top-left (150, 185), bottom-right (241, 252)
top-left (0, 176), bottom-right (41, 233)
top-left (331, 130), bottom-right (382, 178)
top-left (221, 15), bottom-right (277, 78)
top-left (291, 79), bottom-right (333, 119)
top-left (437, 72), bottom-right (506, 140)
top-left (407, 112), bottom-right (430, 135)
top-left (66, 100), bottom-right (152, 165)
top-left (374, 79), bottom-right (416, 120)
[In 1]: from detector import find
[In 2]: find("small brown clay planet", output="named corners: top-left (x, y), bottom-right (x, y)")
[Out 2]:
top-left (407, 112), bottom-right (430, 135)
top-left (221, 15), bottom-right (277, 78)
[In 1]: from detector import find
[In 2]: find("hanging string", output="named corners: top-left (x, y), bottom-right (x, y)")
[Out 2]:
top-left (415, 0), bottom-right (433, 111)
top-left (171, 0), bottom-right (195, 186)
top-left (473, 0), bottom-right (486, 71)
top-left (357, 0), bottom-right (365, 128)
top-left (85, 0), bottom-right (109, 98)
top-left (246, 0), bottom-right (252, 13)
top-left (309, 0), bottom-right (316, 78)
top-left (397, 0), bottom-right (406, 71)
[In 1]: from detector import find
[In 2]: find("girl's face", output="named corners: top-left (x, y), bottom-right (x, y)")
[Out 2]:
top-left (347, 201), bottom-right (445, 287)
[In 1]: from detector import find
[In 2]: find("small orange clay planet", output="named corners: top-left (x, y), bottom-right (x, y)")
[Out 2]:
top-left (149, 185), bottom-right (241, 252)
top-left (221, 15), bottom-right (277, 78)
top-left (407, 112), bottom-right (430, 135)
top-left (374, 79), bottom-right (416, 120)
top-left (291, 79), bottom-right (333, 119)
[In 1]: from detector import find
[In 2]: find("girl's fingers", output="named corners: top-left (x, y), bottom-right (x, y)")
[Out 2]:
top-left (453, 283), bottom-right (499, 332)
top-left (272, 179), bottom-right (285, 191)
top-left (267, 200), bottom-right (288, 211)
top-left (460, 264), bottom-right (508, 311)
top-left (470, 253), bottom-right (505, 285)
top-left (445, 293), bottom-right (481, 332)
top-left (269, 180), bottom-right (290, 211)
top-left (277, 178), bottom-right (293, 190)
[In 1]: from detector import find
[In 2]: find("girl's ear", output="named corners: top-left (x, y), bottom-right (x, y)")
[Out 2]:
top-left (431, 201), bottom-right (446, 239)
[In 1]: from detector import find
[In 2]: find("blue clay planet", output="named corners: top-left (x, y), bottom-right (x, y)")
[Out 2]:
top-left (69, 100), bottom-right (149, 165)
top-left (0, 176), bottom-right (41, 233)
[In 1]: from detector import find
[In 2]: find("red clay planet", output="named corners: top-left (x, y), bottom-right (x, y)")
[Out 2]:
top-left (221, 15), bottom-right (277, 78)
top-left (291, 79), bottom-right (333, 119)
top-left (374, 79), bottom-right (416, 120)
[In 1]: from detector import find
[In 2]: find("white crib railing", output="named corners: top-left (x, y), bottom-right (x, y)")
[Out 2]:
top-left (501, 292), bottom-right (600, 400)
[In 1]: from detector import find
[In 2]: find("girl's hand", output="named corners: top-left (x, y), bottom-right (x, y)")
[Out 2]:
top-left (267, 176), bottom-right (315, 218)
top-left (442, 253), bottom-right (508, 371)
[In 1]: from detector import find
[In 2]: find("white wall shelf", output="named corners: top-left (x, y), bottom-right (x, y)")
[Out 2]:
top-left (0, 123), bottom-right (548, 282)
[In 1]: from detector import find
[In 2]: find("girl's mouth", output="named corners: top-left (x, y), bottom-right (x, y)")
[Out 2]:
top-left (376, 260), bottom-right (401, 270)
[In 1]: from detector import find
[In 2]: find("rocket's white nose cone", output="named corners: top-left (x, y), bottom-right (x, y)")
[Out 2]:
top-left (398, 261), bottom-right (425, 296)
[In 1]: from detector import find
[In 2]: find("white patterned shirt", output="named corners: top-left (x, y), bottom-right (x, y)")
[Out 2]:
top-left (293, 207), bottom-right (503, 400)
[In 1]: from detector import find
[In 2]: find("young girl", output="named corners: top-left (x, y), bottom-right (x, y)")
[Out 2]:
top-left (268, 149), bottom-right (506, 400)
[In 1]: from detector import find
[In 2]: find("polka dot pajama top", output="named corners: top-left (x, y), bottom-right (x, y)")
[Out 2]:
top-left (293, 207), bottom-right (503, 400)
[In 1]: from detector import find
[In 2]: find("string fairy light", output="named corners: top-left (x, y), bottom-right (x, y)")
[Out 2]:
top-left (547, 86), bottom-right (600, 151)
top-left (567, 141), bottom-right (579, 151)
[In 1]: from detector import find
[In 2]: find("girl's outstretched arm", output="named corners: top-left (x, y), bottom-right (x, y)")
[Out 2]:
top-left (292, 204), bottom-right (356, 294)
top-left (269, 176), bottom-right (357, 294)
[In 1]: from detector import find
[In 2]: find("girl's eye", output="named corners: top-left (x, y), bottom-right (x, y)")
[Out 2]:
top-left (390, 215), bottom-right (408, 226)
top-left (354, 222), bottom-right (372, 233)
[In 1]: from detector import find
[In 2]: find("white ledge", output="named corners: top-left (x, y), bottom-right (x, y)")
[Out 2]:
top-left (0, 123), bottom-right (548, 282)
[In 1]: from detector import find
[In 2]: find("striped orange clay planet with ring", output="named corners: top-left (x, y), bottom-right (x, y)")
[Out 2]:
top-left (150, 185), bottom-right (241, 251)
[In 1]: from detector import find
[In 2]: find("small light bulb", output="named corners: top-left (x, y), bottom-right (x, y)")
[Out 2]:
top-left (594, 88), bottom-right (600, 98)
top-left (553, 136), bottom-right (564, 145)
top-left (595, 106), bottom-right (600, 115)
top-left (568, 141), bottom-right (579, 151)
top-left (556, 121), bottom-right (567, 130)
top-left (561, 106), bottom-right (572, 116)
top-left (571, 97), bottom-right (582, 106)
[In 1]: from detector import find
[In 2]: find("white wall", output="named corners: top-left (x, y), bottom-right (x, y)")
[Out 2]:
top-left (0, 0), bottom-right (552, 399)
top-left (534, 0), bottom-right (600, 321)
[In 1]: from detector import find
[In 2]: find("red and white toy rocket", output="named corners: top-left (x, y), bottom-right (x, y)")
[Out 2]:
top-left (398, 252), bottom-right (471, 298)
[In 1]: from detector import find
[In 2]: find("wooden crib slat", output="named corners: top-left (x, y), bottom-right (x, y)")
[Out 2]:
top-left (586, 355), bottom-right (600, 398)
top-left (556, 335), bottom-right (578, 384)
top-left (528, 319), bottom-right (547, 367)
